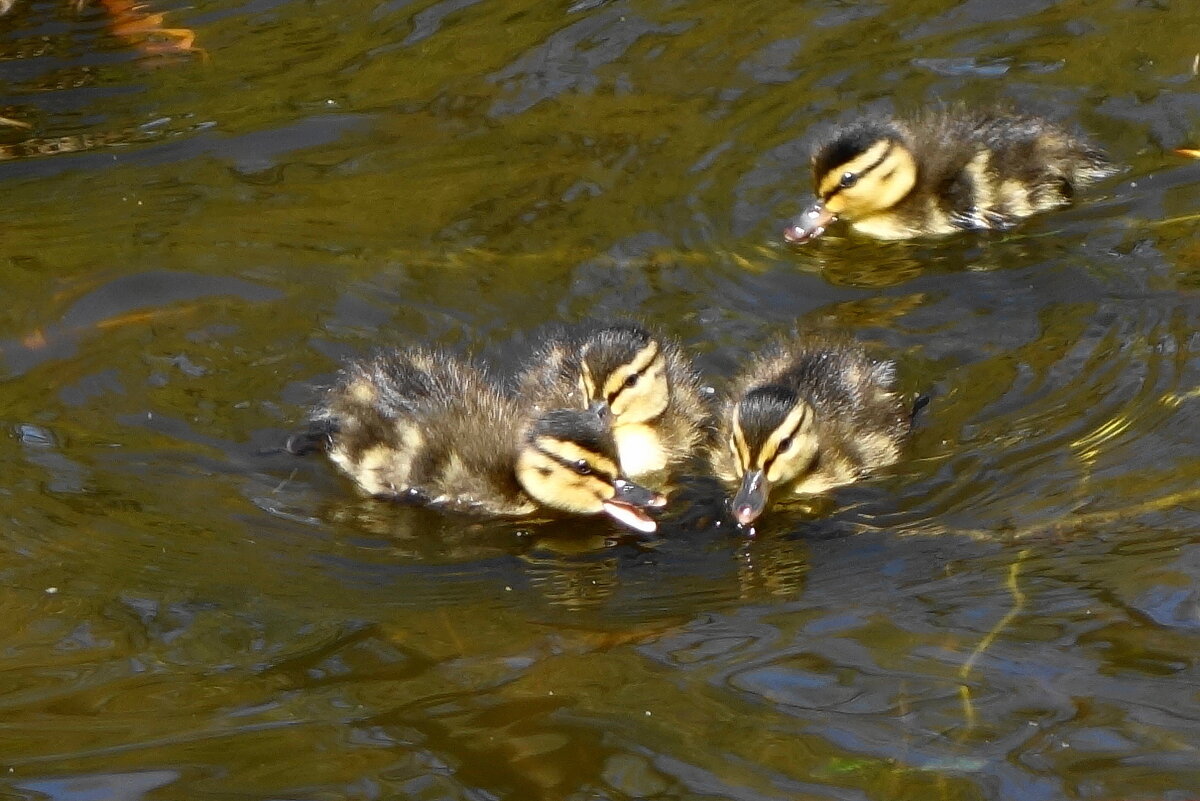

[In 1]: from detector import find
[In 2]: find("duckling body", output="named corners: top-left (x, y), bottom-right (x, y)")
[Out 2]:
top-left (515, 324), bottom-right (710, 479)
top-left (710, 333), bottom-right (911, 525)
top-left (784, 108), bottom-right (1116, 243)
top-left (311, 347), bottom-right (663, 532)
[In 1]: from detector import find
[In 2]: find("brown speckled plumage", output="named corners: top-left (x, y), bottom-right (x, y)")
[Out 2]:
top-left (313, 348), bottom-right (532, 514)
top-left (307, 347), bottom-right (664, 531)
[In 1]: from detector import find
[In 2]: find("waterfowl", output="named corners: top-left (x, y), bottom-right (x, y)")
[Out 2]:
top-left (515, 324), bottom-right (710, 479)
top-left (308, 347), bottom-right (665, 533)
top-left (783, 107), bottom-right (1116, 243)
top-left (710, 333), bottom-right (911, 526)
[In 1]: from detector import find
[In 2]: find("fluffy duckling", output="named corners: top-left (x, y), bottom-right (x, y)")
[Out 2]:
top-left (710, 333), bottom-right (911, 526)
top-left (515, 324), bottom-right (710, 479)
top-left (309, 347), bottom-right (665, 533)
top-left (783, 107), bottom-right (1116, 243)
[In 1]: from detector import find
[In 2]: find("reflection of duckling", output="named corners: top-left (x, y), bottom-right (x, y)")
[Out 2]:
top-left (784, 108), bottom-right (1116, 243)
top-left (710, 333), bottom-right (911, 526)
top-left (515, 324), bottom-right (710, 479)
top-left (310, 347), bottom-right (665, 533)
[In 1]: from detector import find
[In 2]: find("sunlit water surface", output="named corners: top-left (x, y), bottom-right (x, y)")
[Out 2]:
top-left (2, 0), bottom-right (1200, 798)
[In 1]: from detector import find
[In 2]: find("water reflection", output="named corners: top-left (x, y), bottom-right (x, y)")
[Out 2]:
top-left (2, 0), bottom-right (1200, 798)
top-left (15, 769), bottom-right (181, 801)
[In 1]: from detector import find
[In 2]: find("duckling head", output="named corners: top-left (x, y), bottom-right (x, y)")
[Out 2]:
top-left (726, 385), bottom-right (819, 525)
top-left (784, 120), bottom-right (917, 243)
top-left (516, 409), bottom-right (666, 533)
top-left (577, 326), bottom-right (670, 425)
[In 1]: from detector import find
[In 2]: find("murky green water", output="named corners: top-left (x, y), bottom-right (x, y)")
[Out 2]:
top-left (2, 0), bottom-right (1200, 798)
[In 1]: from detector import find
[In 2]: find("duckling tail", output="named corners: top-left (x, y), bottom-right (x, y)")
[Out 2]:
top-left (911, 394), bottom-right (931, 423)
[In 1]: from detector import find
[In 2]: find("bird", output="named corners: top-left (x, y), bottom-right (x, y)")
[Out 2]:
top-left (783, 107), bottom-right (1116, 243)
top-left (306, 347), bottom-right (666, 533)
top-left (710, 332), bottom-right (912, 526)
top-left (514, 323), bottom-right (711, 480)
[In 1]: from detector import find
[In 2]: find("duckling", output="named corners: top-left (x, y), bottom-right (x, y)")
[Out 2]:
top-left (309, 347), bottom-right (665, 533)
top-left (515, 324), bottom-right (710, 479)
top-left (783, 107), bottom-right (1116, 243)
top-left (710, 333), bottom-right (911, 526)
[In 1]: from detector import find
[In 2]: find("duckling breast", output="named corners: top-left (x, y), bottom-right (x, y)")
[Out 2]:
top-left (613, 423), bottom-right (669, 478)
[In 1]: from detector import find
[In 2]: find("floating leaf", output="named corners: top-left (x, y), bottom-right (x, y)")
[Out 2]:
top-left (97, 0), bottom-right (205, 59)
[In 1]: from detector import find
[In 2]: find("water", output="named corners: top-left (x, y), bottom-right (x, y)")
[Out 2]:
top-left (2, 0), bottom-right (1200, 798)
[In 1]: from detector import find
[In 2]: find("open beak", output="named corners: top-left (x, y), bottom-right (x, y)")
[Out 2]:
top-left (601, 478), bottom-right (667, 534)
top-left (783, 200), bottom-right (836, 244)
top-left (732, 469), bottom-right (770, 526)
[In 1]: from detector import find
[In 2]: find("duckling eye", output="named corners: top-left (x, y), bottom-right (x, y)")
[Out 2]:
top-left (839, 172), bottom-right (858, 189)
top-left (574, 459), bottom-right (592, 476)
top-left (623, 374), bottom-right (640, 389)
top-left (779, 435), bottom-right (795, 452)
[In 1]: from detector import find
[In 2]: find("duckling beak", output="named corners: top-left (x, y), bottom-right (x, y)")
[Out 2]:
top-left (732, 469), bottom-right (769, 526)
top-left (783, 201), bottom-right (836, 244)
top-left (601, 479), bottom-right (667, 534)
top-left (588, 399), bottom-right (612, 423)
top-left (614, 478), bottom-right (667, 508)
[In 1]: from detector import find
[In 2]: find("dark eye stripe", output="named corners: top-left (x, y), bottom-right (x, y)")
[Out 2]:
top-left (608, 373), bottom-right (637, 405)
top-left (602, 342), bottom-right (662, 405)
top-left (759, 406), bottom-right (809, 475)
top-left (607, 361), bottom-right (656, 406)
top-left (823, 140), bottom-right (894, 201)
top-left (537, 444), bottom-right (616, 483)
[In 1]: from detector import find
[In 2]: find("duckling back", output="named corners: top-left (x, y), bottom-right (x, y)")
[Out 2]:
top-left (314, 348), bottom-right (531, 514)
top-left (902, 109), bottom-right (1115, 231)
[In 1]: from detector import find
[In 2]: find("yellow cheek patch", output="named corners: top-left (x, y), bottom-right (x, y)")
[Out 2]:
top-left (609, 388), bottom-right (633, 417)
top-left (825, 194), bottom-right (847, 214)
top-left (827, 147), bottom-right (918, 219)
top-left (520, 449), bottom-right (558, 478)
top-left (612, 364), bottom-right (668, 419)
top-left (602, 343), bottom-right (661, 398)
top-left (759, 403), bottom-right (811, 467)
top-left (551, 482), bottom-right (608, 512)
top-left (765, 459), bottom-right (787, 484)
top-left (817, 139), bottom-right (892, 197)
top-left (788, 453), bottom-right (857, 495)
top-left (518, 450), bottom-right (611, 511)
top-left (765, 441), bottom-right (813, 484)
